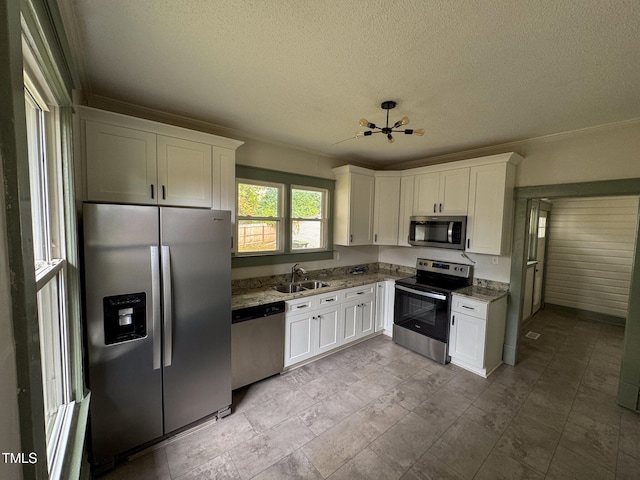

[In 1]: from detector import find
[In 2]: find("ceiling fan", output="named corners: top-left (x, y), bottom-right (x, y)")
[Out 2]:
top-left (357, 100), bottom-right (424, 143)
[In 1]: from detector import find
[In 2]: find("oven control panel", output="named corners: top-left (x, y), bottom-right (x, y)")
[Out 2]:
top-left (416, 259), bottom-right (472, 279)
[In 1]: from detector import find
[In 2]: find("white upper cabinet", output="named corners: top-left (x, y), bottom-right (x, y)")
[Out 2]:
top-left (333, 165), bottom-right (375, 246)
top-left (466, 156), bottom-right (520, 255)
top-left (398, 175), bottom-right (415, 247)
top-left (157, 135), bottom-right (212, 207)
top-left (80, 106), bottom-right (243, 209)
top-left (85, 121), bottom-right (158, 204)
top-left (373, 174), bottom-right (401, 245)
top-left (413, 167), bottom-right (469, 215)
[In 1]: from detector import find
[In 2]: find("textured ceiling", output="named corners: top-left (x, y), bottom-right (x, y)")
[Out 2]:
top-left (60, 0), bottom-right (640, 167)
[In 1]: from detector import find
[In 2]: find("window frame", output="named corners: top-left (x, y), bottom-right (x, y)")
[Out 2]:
top-left (236, 178), bottom-right (286, 254)
top-left (290, 184), bottom-right (329, 252)
top-left (19, 24), bottom-right (88, 479)
top-left (233, 166), bottom-right (335, 268)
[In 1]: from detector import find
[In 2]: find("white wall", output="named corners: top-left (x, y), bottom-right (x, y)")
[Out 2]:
top-left (544, 196), bottom-right (639, 318)
top-left (515, 121), bottom-right (640, 187)
top-left (379, 246), bottom-right (512, 283)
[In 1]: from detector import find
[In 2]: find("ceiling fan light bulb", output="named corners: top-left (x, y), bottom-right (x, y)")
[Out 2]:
top-left (359, 118), bottom-right (369, 127)
top-left (387, 133), bottom-right (394, 143)
top-left (401, 116), bottom-right (409, 126)
top-left (356, 132), bottom-right (364, 138)
top-left (414, 128), bottom-right (425, 136)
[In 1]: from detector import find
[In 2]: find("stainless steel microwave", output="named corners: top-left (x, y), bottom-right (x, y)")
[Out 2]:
top-left (409, 216), bottom-right (467, 249)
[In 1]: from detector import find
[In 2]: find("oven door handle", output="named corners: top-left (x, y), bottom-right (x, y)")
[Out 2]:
top-left (395, 285), bottom-right (447, 301)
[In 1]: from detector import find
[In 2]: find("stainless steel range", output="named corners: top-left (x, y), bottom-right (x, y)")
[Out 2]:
top-left (393, 258), bottom-right (473, 364)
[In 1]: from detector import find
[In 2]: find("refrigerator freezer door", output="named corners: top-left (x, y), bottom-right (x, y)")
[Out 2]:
top-left (160, 208), bottom-right (232, 433)
top-left (83, 203), bottom-right (163, 462)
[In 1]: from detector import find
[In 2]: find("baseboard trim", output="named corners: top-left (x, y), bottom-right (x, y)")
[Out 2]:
top-left (545, 304), bottom-right (626, 327)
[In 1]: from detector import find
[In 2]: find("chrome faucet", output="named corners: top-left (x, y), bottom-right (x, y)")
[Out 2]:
top-left (291, 263), bottom-right (307, 283)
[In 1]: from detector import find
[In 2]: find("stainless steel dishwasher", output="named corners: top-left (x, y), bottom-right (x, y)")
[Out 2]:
top-left (231, 301), bottom-right (286, 390)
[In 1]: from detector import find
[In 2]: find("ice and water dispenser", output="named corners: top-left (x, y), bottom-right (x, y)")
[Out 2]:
top-left (103, 293), bottom-right (147, 345)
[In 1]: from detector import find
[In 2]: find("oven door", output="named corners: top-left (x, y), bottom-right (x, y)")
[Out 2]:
top-left (394, 285), bottom-right (450, 342)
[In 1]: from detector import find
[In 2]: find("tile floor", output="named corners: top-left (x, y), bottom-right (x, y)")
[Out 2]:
top-left (99, 308), bottom-right (640, 479)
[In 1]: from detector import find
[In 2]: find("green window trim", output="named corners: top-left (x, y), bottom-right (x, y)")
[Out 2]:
top-left (233, 166), bottom-right (335, 268)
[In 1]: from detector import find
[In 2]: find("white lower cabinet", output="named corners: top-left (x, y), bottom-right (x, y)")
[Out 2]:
top-left (284, 284), bottom-right (377, 368)
top-left (449, 294), bottom-right (507, 377)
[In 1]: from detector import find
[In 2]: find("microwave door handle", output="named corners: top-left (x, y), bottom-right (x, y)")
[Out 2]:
top-left (448, 222), bottom-right (454, 244)
top-left (395, 285), bottom-right (447, 301)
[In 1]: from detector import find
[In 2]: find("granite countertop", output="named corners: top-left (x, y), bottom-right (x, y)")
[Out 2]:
top-left (453, 285), bottom-right (509, 303)
top-left (232, 269), bottom-right (408, 310)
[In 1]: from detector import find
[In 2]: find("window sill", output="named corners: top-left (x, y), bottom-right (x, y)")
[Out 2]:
top-left (53, 392), bottom-right (90, 480)
top-left (232, 250), bottom-right (334, 268)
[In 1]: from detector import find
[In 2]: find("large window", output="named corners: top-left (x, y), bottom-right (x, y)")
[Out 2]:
top-left (234, 166), bottom-right (333, 264)
top-left (24, 53), bottom-right (76, 478)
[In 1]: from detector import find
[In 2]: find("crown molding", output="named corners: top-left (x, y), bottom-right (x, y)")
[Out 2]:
top-left (386, 117), bottom-right (640, 171)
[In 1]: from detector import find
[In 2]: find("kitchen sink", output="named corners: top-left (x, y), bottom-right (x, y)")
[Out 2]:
top-left (274, 280), bottom-right (330, 294)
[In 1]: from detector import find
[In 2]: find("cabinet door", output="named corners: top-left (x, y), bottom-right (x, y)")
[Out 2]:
top-left (85, 121), bottom-right (157, 204)
top-left (341, 301), bottom-right (359, 344)
top-left (349, 173), bottom-right (375, 245)
top-left (413, 172), bottom-right (440, 215)
top-left (157, 136), bottom-right (212, 207)
top-left (375, 283), bottom-right (386, 332)
top-left (373, 176), bottom-right (400, 245)
top-left (439, 168), bottom-right (469, 215)
top-left (398, 176), bottom-right (415, 246)
top-left (358, 297), bottom-right (375, 337)
top-left (315, 306), bottom-right (341, 355)
top-left (466, 163), bottom-right (509, 254)
top-left (284, 313), bottom-right (314, 367)
top-left (449, 311), bottom-right (486, 368)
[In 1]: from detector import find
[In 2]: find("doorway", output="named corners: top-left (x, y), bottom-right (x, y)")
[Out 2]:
top-left (504, 178), bottom-right (640, 412)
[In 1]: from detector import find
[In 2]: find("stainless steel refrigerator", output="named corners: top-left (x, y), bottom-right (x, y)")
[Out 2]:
top-left (82, 203), bottom-right (232, 467)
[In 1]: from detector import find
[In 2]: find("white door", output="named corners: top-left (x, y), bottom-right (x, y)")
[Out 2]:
top-left (532, 211), bottom-right (547, 314)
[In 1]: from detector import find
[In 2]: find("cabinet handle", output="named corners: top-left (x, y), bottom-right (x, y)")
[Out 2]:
top-left (433, 203), bottom-right (437, 213)
top-left (439, 203), bottom-right (442, 213)
top-left (296, 304), bottom-right (309, 309)
top-left (162, 185), bottom-right (166, 199)
top-left (150, 184), bottom-right (155, 199)
top-left (324, 298), bottom-right (335, 302)
top-left (467, 238), bottom-right (470, 249)
top-left (462, 305), bottom-right (475, 310)
top-left (374, 233), bottom-right (378, 242)
top-left (350, 234), bottom-right (353, 243)
top-left (357, 291), bottom-right (365, 295)
top-left (452, 315), bottom-right (455, 326)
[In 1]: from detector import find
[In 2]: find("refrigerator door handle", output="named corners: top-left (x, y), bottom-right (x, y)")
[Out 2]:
top-left (150, 246), bottom-right (161, 370)
top-left (162, 245), bottom-right (173, 367)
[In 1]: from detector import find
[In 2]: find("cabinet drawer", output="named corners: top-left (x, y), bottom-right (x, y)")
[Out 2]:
top-left (318, 292), bottom-right (340, 306)
top-left (286, 297), bottom-right (316, 313)
top-left (451, 295), bottom-right (487, 319)
top-left (343, 284), bottom-right (375, 300)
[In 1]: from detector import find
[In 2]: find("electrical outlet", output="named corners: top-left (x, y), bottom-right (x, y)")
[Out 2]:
top-left (492, 256), bottom-right (499, 265)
